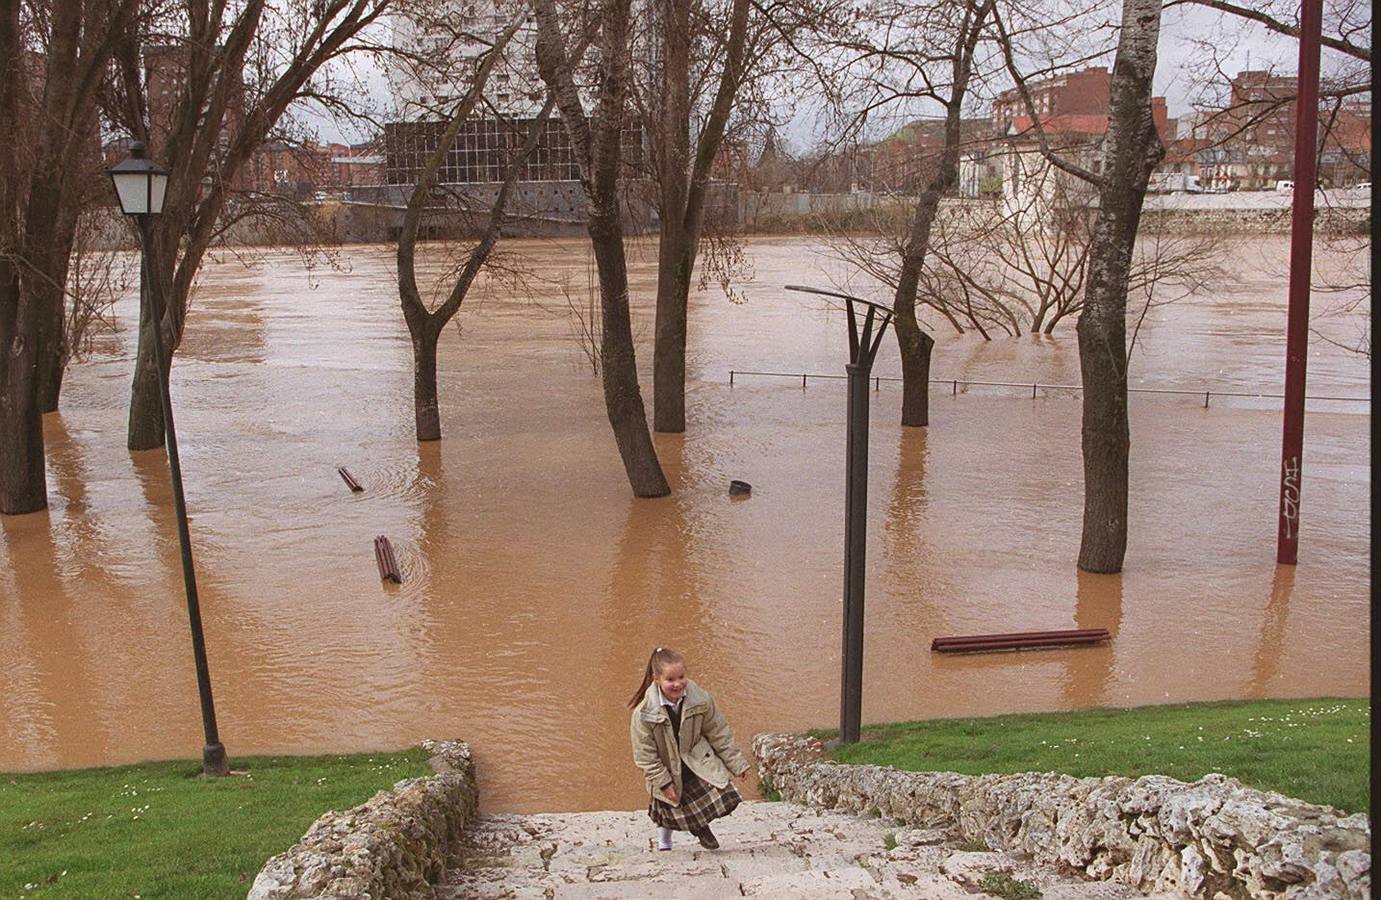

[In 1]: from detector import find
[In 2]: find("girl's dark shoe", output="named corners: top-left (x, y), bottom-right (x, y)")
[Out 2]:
top-left (693, 827), bottom-right (719, 850)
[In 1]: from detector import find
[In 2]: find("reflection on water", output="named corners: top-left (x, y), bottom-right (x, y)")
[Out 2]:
top-left (0, 236), bottom-right (1370, 812)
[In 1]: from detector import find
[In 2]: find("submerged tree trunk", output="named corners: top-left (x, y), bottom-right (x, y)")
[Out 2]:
top-left (652, 228), bottom-right (694, 433)
top-left (592, 212), bottom-right (671, 497)
top-left (534, 0), bottom-right (669, 497)
top-left (27, 208), bottom-right (73, 414)
top-left (35, 249), bottom-right (74, 413)
top-left (411, 324), bottom-right (442, 442)
top-left (0, 0), bottom-right (44, 514)
top-left (893, 245), bottom-right (936, 427)
top-left (0, 268), bottom-right (48, 515)
top-left (127, 281), bottom-right (169, 451)
top-left (889, 0), bottom-right (989, 428)
top-left (1075, 0), bottom-right (1164, 573)
top-left (649, 0), bottom-right (749, 434)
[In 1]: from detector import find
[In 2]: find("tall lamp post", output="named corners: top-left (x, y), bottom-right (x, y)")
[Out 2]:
top-left (786, 285), bottom-right (893, 744)
top-left (109, 142), bottom-right (230, 776)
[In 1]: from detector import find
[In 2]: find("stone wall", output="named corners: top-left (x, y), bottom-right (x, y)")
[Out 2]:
top-left (1139, 205), bottom-right (1369, 236)
top-left (754, 733), bottom-right (1371, 899)
top-left (248, 740), bottom-right (479, 899)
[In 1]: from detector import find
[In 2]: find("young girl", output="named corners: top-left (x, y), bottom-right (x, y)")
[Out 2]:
top-left (628, 646), bottom-right (752, 851)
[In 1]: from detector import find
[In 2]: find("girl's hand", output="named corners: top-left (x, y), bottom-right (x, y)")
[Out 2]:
top-left (662, 785), bottom-right (679, 803)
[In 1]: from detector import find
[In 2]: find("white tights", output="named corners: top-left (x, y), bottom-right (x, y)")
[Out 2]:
top-left (656, 826), bottom-right (673, 850)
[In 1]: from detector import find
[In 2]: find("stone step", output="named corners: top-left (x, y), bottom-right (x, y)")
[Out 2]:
top-left (440, 801), bottom-right (1180, 899)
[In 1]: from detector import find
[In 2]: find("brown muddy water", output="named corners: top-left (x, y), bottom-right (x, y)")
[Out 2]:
top-left (0, 236), bottom-right (1369, 812)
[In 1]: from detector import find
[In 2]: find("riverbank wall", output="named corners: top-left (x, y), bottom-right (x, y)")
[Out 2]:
top-left (247, 740), bottom-right (478, 899)
top-left (736, 190), bottom-right (1369, 236)
top-left (86, 185), bottom-right (1368, 251)
top-left (753, 733), bottom-right (1371, 900)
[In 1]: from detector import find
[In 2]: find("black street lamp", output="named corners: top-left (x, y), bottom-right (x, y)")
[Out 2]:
top-left (109, 142), bottom-right (229, 776)
top-left (786, 285), bottom-right (893, 745)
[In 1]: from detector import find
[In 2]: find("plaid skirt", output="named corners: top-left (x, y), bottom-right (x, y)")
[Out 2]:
top-left (648, 766), bottom-right (741, 832)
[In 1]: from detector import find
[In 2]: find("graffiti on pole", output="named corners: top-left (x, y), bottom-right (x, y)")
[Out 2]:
top-left (1280, 456), bottom-right (1301, 539)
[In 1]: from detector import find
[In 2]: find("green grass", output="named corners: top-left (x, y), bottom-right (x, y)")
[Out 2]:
top-left (821, 698), bottom-right (1369, 814)
top-left (2, 749), bottom-right (433, 899)
top-left (979, 871), bottom-right (1042, 899)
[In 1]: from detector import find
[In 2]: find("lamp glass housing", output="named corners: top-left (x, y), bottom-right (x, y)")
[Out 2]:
top-left (112, 170), bottom-right (168, 215)
top-left (108, 142), bottom-right (169, 215)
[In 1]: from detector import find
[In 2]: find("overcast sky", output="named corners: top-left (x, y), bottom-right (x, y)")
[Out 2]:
top-left (304, 4), bottom-right (1345, 149)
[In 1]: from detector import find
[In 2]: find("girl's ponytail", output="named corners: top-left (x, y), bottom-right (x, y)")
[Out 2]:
top-left (627, 646), bottom-right (684, 708)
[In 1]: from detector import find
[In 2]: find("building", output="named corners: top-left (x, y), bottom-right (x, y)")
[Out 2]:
top-left (143, 44), bottom-right (246, 164)
top-left (387, 1), bottom-right (547, 122)
top-left (384, 0), bottom-right (608, 189)
top-left (993, 68), bottom-right (1112, 134)
top-left (323, 142), bottom-right (387, 189)
top-left (1000, 114), bottom-right (1107, 224)
top-left (1194, 70), bottom-right (1295, 190)
top-left (995, 65), bottom-right (1173, 220)
top-left (1192, 70), bottom-right (1371, 190)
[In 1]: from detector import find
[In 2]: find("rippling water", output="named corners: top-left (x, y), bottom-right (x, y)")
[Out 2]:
top-left (0, 235), bottom-right (1369, 813)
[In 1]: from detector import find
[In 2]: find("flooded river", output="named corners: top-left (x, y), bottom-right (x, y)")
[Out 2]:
top-left (0, 236), bottom-right (1369, 812)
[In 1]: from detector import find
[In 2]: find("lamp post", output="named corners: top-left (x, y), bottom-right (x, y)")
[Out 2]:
top-left (786, 285), bottom-right (893, 744)
top-left (109, 142), bottom-right (229, 777)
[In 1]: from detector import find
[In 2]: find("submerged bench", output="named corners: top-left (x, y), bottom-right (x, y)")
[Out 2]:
top-left (931, 628), bottom-right (1110, 653)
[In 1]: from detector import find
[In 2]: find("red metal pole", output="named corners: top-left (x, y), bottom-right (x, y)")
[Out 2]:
top-left (1276, 0), bottom-right (1323, 565)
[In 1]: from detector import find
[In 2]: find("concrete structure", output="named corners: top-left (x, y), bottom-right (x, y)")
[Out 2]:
top-left (249, 740), bottom-right (479, 899)
top-left (387, 1), bottom-right (546, 121)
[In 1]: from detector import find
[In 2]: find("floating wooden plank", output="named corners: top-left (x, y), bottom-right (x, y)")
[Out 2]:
top-left (729, 479), bottom-right (752, 497)
top-left (374, 535), bottom-right (402, 583)
top-left (931, 627), bottom-right (1109, 653)
top-left (338, 467), bottom-right (364, 492)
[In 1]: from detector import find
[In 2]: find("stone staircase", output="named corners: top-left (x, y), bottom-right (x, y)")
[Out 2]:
top-left (440, 801), bottom-right (1180, 898)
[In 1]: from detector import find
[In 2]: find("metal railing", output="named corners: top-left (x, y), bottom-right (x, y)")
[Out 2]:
top-left (726, 369), bottom-right (1370, 408)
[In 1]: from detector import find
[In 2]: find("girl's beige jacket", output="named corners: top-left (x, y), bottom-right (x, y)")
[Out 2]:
top-left (629, 679), bottom-right (751, 806)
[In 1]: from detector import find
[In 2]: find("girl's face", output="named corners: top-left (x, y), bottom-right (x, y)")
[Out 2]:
top-left (655, 661), bottom-right (687, 703)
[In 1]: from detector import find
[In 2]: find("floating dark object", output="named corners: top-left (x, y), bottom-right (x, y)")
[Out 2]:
top-left (931, 628), bottom-right (1110, 654)
top-left (338, 467), bottom-right (364, 492)
top-left (729, 480), bottom-right (752, 497)
top-left (374, 535), bottom-right (402, 583)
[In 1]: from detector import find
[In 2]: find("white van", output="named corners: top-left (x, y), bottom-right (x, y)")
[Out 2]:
top-left (1274, 180), bottom-right (1294, 192)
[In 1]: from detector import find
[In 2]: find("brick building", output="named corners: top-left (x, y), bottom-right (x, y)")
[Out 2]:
top-left (1195, 70), bottom-right (1295, 190)
top-left (1195, 70), bottom-right (1370, 190)
top-left (992, 66), bottom-right (1172, 213)
top-left (992, 67), bottom-right (1113, 134)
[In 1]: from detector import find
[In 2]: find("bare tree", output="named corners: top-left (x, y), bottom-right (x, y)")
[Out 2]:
top-left (1, 0), bottom-right (138, 515)
top-left (533, 0), bottom-right (670, 496)
top-left (107, 0), bottom-right (394, 451)
top-left (64, 208), bottom-right (138, 369)
top-left (994, 0), bottom-right (1166, 573)
top-left (849, 0), bottom-right (995, 426)
top-left (828, 175), bottom-right (1222, 341)
top-left (636, 0), bottom-right (752, 433)
top-left (394, 15), bottom-right (562, 440)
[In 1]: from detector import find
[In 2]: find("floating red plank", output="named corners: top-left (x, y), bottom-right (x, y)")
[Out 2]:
top-left (374, 535), bottom-right (402, 583)
top-left (931, 628), bottom-right (1109, 653)
top-left (338, 467), bottom-right (364, 492)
